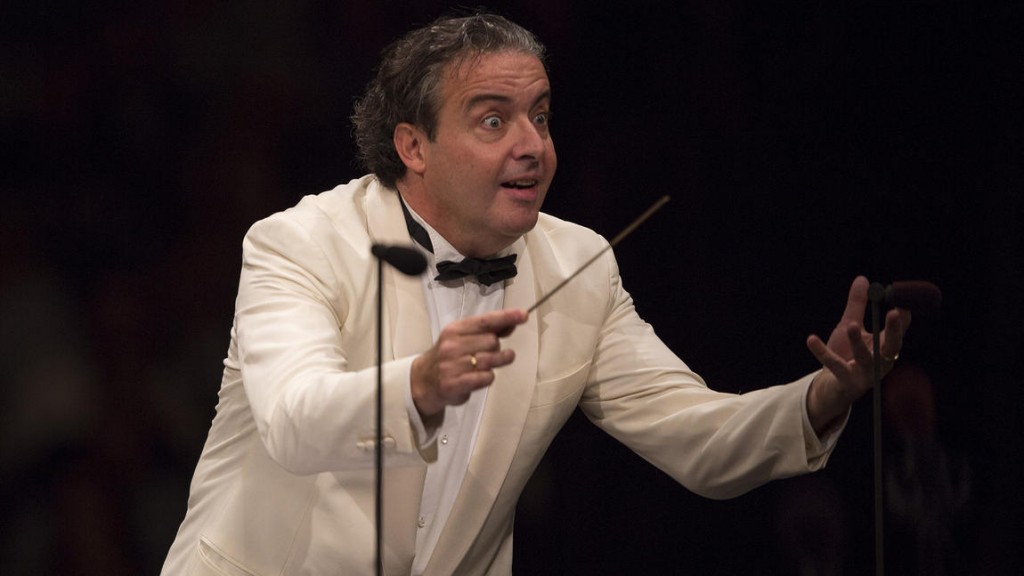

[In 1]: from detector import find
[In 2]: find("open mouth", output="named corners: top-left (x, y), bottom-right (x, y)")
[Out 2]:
top-left (501, 180), bottom-right (538, 189)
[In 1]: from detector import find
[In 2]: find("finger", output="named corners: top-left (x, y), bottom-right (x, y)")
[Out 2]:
top-left (839, 276), bottom-right (870, 324)
top-left (464, 347), bottom-right (516, 384)
top-left (880, 308), bottom-right (908, 360)
top-left (845, 321), bottom-right (874, 367)
top-left (441, 347), bottom-right (515, 387)
top-left (457, 349), bottom-right (515, 377)
top-left (436, 333), bottom-right (499, 362)
top-left (806, 335), bottom-right (828, 368)
top-left (471, 348), bottom-right (516, 371)
top-left (455, 308), bottom-right (527, 336)
top-left (461, 333), bottom-right (503, 354)
top-left (807, 334), bottom-right (850, 377)
top-left (447, 366), bottom-right (499, 398)
top-left (495, 314), bottom-right (524, 338)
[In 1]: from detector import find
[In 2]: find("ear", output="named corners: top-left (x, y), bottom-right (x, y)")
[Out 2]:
top-left (393, 122), bottom-right (427, 175)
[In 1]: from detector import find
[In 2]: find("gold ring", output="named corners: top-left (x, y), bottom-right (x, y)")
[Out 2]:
top-left (882, 352), bottom-right (900, 362)
top-left (469, 354), bottom-right (478, 369)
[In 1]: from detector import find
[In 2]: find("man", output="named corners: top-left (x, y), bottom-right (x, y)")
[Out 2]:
top-left (162, 12), bottom-right (908, 575)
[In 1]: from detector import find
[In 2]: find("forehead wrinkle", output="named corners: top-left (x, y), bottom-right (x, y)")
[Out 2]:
top-left (443, 52), bottom-right (549, 108)
top-left (461, 85), bottom-right (551, 115)
top-left (465, 93), bottom-right (513, 110)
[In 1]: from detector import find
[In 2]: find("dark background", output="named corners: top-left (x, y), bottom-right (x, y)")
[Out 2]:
top-left (2, 1), bottom-right (1020, 574)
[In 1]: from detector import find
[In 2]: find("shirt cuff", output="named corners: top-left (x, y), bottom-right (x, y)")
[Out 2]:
top-left (799, 372), bottom-right (848, 467)
top-left (403, 361), bottom-right (440, 449)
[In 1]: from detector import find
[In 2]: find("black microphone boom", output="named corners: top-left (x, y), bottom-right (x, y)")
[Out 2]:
top-left (372, 244), bottom-right (428, 276)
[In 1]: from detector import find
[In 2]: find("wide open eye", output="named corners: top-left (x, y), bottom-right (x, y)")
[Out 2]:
top-left (482, 115), bottom-right (503, 129)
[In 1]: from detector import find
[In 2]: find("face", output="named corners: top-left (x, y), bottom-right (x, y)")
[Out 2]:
top-left (412, 51), bottom-right (556, 257)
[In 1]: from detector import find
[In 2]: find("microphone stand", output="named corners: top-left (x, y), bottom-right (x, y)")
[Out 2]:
top-left (370, 244), bottom-right (427, 576)
top-left (868, 282), bottom-right (886, 576)
top-left (376, 256), bottom-right (384, 576)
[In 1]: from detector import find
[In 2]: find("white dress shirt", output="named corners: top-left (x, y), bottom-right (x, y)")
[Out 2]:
top-left (400, 203), bottom-right (523, 575)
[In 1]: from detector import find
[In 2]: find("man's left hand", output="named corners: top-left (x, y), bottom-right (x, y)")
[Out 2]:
top-left (805, 276), bottom-right (911, 435)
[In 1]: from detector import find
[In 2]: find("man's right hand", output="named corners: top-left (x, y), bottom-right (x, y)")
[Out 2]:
top-left (410, 308), bottom-right (528, 419)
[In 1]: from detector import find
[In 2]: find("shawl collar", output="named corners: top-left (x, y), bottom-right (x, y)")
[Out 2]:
top-left (364, 180), bottom-right (433, 361)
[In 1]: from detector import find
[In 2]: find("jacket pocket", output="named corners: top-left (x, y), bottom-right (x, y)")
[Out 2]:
top-left (531, 360), bottom-right (590, 408)
top-left (196, 537), bottom-right (259, 576)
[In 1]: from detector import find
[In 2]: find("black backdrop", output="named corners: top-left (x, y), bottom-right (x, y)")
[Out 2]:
top-left (2, 1), bottom-right (1020, 574)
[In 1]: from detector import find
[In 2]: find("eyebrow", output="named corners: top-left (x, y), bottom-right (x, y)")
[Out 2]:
top-left (465, 89), bottom-right (551, 111)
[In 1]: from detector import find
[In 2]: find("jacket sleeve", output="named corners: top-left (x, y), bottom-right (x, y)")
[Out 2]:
top-left (579, 248), bottom-right (841, 499)
top-left (233, 211), bottom-right (425, 475)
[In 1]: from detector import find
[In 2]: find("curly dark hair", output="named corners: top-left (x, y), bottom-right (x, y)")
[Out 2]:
top-left (351, 12), bottom-right (547, 189)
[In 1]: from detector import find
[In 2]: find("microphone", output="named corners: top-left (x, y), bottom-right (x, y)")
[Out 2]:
top-left (371, 243), bottom-right (426, 576)
top-left (865, 278), bottom-right (941, 576)
top-left (869, 280), bottom-right (943, 313)
top-left (884, 280), bottom-right (942, 312)
top-left (372, 244), bottom-right (428, 276)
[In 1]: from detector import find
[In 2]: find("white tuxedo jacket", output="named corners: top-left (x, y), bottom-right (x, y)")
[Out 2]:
top-left (162, 176), bottom-right (835, 575)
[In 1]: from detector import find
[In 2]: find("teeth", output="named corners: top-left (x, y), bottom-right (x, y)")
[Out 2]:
top-left (504, 180), bottom-right (537, 189)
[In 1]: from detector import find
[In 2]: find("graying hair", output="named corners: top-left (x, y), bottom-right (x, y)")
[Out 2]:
top-left (351, 12), bottom-right (547, 188)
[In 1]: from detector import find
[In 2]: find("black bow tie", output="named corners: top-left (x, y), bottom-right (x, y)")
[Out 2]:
top-left (398, 193), bottom-right (518, 286)
top-left (435, 254), bottom-right (517, 286)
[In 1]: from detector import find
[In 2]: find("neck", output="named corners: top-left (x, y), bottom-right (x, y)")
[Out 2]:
top-left (396, 182), bottom-right (515, 258)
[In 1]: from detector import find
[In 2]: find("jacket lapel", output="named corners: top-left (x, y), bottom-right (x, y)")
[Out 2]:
top-left (365, 180), bottom-right (433, 573)
top-left (365, 180), bottom-right (433, 360)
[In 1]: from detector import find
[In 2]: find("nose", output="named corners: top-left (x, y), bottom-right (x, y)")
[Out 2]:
top-left (511, 117), bottom-right (546, 159)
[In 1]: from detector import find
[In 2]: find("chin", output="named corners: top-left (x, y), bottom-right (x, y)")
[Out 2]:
top-left (505, 212), bottom-right (540, 237)
top-left (491, 194), bottom-right (543, 235)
